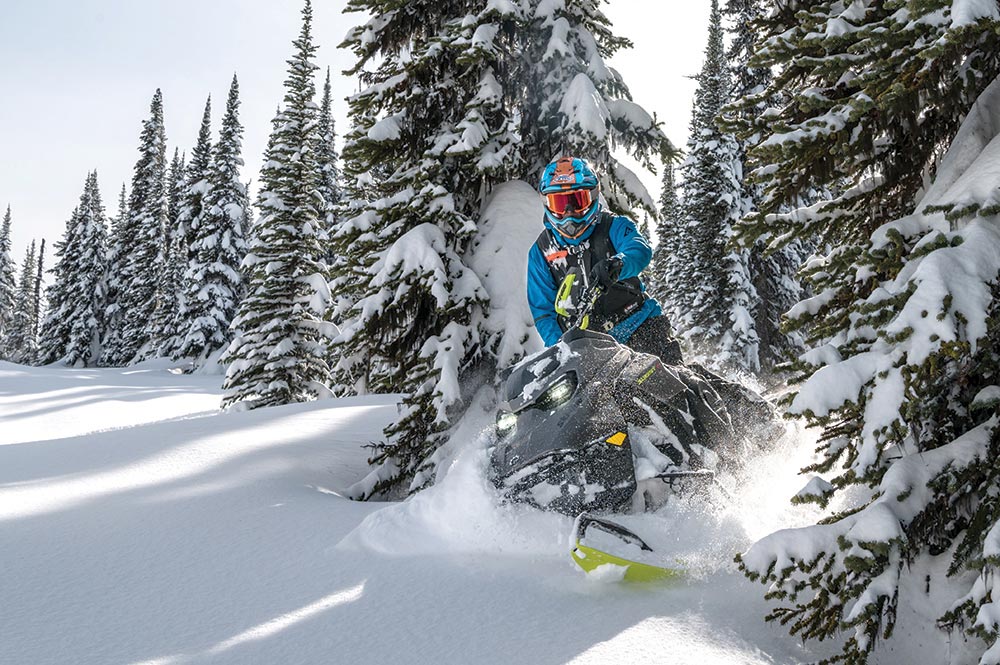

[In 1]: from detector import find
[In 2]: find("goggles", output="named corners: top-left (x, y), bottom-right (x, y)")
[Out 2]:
top-left (544, 188), bottom-right (595, 220)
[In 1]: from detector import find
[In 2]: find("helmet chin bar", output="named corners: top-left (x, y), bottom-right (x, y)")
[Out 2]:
top-left (547, 202), bottom-right (600, 239)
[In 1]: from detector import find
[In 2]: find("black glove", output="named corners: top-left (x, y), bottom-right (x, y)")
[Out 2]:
top-left (591, 255), bottom-right (624, 288)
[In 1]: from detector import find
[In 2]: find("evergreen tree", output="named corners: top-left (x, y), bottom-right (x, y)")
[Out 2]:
top-left (168, 149), bottom-right (186, 230)
top-left (180, 97), bottom-right (213, 266)
top-left (4, 241), bottom-right (38, 363)
top-left (179, 74), bottom-right (248, 364)
top-left (148, 149), bottom-right (188, 358)
top-left (672, 0), bottom-right (759, 373)
top-left (723, 0), bottom-right (806, 375)
top-left (729, 3), bottom-right (1000, 662)
top-left (337, 0), bottom-right (532, 495)
top-left (316, 67), bottom-right (342, 261)
top-left (648, 160), bottom-right (686, 322)
top-left (521, 0), bottom-right (671, 214)
top-left (101, 184), bottom-right (128, 360)
top-left (328, 114), bottom-right (379, 398)
top-left (37, 172), bottom-right (108, 366)
top-left (175, 97), bottom-right (216, 359)
top-left (0, 205), bottom-right (16, 353)
top-left (29, 239), bottom-right (46, 358)
top-left (221, 1), bottom-right (333, 409)
top-left (102, 89), bottom-right (168, 365)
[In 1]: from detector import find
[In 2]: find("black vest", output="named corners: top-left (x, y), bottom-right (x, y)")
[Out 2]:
top-left (534, 212), bottom-right (647, 333)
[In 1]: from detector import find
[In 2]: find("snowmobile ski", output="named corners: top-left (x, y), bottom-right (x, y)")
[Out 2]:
top-left (570, 513), bottom-right (683, 583)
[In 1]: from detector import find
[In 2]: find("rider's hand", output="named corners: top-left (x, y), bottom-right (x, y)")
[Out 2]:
top-left (591, 255), bottom-right (624, 288)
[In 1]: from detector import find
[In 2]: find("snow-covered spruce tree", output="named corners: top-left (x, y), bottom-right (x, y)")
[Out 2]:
top-left (671, 0), bottom-right (758, 374)
top-left (179, 74), bottom-right (248, 365)
top-left (148, 149), bottom-right (189, 358)
top-left (316, 67), bottom-right (342, 262)
top-left (101, 183), bottom-right (128, 359)
top-left (336, 0), bottom-right (533, 496)
top-left (327, 114), bottom-right (380, 398)
top-left (174, 97), bottom-right (216, 359)
top-left (722, 0), bottom-right (806, 375)
top-left (30, 239), bottom-right (45, 351)
top-left (102, 89), bottom-right (168, 365)
top-left (0, 205), bottom-right (16, 352)
top-left (167, 149), bottom-right (186, 231)
top-left (729, 3), bottom-right (1000, 663)
top-left (179, 97), bottom-right (213, 268)
top-left (37, 172), bottom-right (108, 366)
top-left (648, 159), bottom-right (686, 323)
top-left (520, 0), bottom-right (671, 213)
top-left (221, 0), bottom-right (332, 409)
top-left (4, 241), bottom-right (38, 363)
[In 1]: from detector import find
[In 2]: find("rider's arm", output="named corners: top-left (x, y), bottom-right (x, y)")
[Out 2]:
top-left (609, 216), bottom-right (653, 281)
top-left (526, 244), bottom-right (562, 347)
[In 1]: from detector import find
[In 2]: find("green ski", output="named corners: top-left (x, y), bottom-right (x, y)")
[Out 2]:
top-left (570, 513), bottom-right (684, 583)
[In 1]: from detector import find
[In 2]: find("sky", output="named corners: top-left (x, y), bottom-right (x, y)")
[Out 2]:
top-left (0, 1), bottom-right (712, 263)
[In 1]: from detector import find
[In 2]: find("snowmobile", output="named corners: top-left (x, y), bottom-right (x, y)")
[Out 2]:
top-left (489, 283), bottom-right (773, 581)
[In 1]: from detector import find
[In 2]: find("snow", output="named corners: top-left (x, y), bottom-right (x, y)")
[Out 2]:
top-left (973, 385), bottom-right (1000, 410)
top-left (0, 361), bottom-right (846, 664)
top-left (560, 73), bottom-right (610, 142)
top-left (951, 0), bottom-right (1000, 27)
top-left (469, 181), bottom-right (545, 367)
top-left (367, 113), bottom-right (404, 142)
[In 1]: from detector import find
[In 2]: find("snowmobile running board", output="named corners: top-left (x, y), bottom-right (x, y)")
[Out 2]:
top-left (570, 513), bottom-right (684, 583)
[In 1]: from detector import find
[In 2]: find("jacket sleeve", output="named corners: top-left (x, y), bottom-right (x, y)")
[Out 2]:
top-left (609, 216), bottom-right (653, 281)
top-left (526, 243), bottom-right (563, 347)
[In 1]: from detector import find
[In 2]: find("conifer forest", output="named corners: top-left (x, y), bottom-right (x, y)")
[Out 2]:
top-left (3, 1), bottom-right (1000, 664)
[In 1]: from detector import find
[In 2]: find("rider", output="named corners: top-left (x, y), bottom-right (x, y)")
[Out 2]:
top-left (526, 156), bottom-right (682, 364)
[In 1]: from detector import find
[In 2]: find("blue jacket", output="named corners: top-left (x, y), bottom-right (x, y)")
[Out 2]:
top-left (527, 214), bottom-right (661, 346)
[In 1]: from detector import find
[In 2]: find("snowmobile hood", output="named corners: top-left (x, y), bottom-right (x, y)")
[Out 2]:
top-left (501, 329), bottom-right (622, 413)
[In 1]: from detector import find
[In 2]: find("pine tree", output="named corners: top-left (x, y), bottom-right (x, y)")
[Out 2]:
top-left (671, 0), bottom-right (758, 373)
top-left (328, 114), bottom-right (378, 398)
top-left (221, 1), bottom-right (333, 409)
top-left (4, 241), bottom-right (38, 363)
top-left (174, 97), bottom-right (217, 360)
top-left (520, 0), bottom-right (672, 213)
top-left (648, 160), bottom-right (686, 323)
top-left (179, 74), bottom-right (248, 364)
top-left (30, 239), bottom-right (45, 350)
top-left (180, 97), bottom-right (213, 266)
top-left (102, 89), bottom-right (168, 365)
top-left (148, 149), bottom-right (188, 358)
top-left (0, 205), bottom-right (16, 354)
top-left (101, 184), bottom-right (128, 360)
top-left (316, 67), bottom-right (342, 261)
top-left (729, 3), bottom-right (1000, 662)
top-left (337, 0), bottom-right (535, 495)
top-left (168, 149), bottom-right (186, 231)
top-left (37, 172), bottom-right (108, 366)
top-left (722, 0), bottom-right (806, 375)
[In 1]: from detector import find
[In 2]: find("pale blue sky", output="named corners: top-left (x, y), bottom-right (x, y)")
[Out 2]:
top-left (0, 1), bottom-right (711, 261)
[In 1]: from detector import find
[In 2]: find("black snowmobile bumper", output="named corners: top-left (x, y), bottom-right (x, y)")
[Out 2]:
top-left (493, 431), bottom-right (637, 515)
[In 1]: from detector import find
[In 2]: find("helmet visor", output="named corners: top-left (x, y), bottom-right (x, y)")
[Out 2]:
top-left (545, 189), bottom-right (594, 220)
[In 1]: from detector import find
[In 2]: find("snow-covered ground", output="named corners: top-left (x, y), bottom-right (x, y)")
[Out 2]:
top-left (1, 360), bottom-right (851, 664)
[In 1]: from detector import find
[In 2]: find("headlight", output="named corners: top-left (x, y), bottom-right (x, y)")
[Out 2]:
top-left (535, 373), bottom-right (578, 411)
top-left (496, 410), bottom-right (517, 437)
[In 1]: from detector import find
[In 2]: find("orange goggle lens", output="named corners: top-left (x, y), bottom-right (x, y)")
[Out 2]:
top-left (545, 189), bottom-right (594, 219)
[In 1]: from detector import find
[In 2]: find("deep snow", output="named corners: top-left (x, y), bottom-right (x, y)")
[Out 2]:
top-left (1, 359), bottom-right (853, 665)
